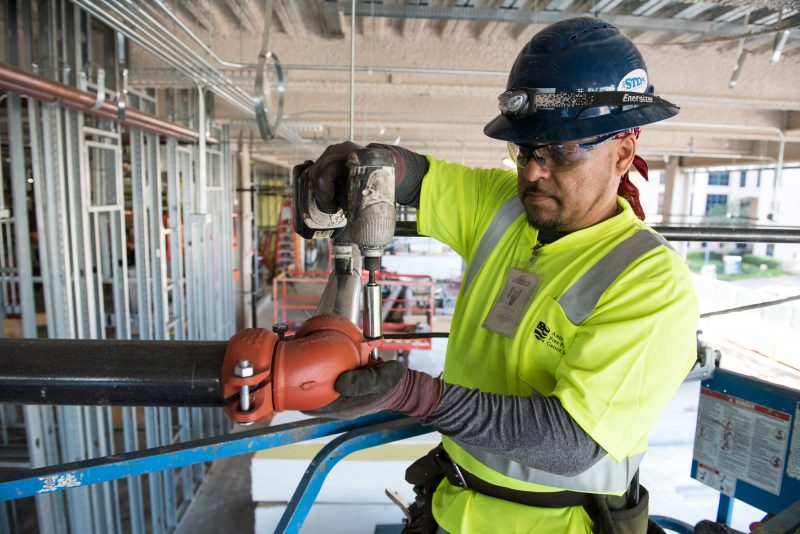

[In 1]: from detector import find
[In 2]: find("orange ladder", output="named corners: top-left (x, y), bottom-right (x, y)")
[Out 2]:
top-left (274, 199), bottom-right (300, 275)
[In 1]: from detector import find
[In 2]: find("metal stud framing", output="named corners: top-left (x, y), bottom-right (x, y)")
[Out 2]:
top-left (0, 2), bottom-right (237, 532)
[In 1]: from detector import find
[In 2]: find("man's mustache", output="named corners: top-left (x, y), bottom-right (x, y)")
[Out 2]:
top-left (522, 185), bottom-right (556, 197)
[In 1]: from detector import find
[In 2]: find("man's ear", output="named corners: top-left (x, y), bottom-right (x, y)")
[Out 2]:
top-left (615, 135), bottom-right (637, 177)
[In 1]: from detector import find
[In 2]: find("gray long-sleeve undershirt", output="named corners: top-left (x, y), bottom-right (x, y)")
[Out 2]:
top-left (424, 383), bottom-right (607, 477)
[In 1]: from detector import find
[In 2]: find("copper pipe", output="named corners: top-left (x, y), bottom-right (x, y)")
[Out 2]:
top-left (0, 80), bottom-right (57, 102)
top-left (0, 61), bottom-right (200, 142)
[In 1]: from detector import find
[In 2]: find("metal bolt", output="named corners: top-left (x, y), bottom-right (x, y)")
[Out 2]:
top-left (272, 322), bottom-right (288, 340)
top-left (234, 359), bottom-right (253, 416)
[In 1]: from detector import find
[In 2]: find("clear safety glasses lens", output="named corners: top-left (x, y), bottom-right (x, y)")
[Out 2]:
top-left (507, 133), bottom-right (618, 171)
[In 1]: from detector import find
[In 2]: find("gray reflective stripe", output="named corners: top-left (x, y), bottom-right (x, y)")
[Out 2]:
top-left (456, 439), bottom-right (645, 493)
top-left (464, 197), bottom-right (524, 294)
top-left (558, 230), bottom-right (667, 325)
top-left (455, 228), bottom-right (664, 493)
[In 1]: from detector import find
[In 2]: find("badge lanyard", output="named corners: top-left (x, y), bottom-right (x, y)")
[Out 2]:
top-left (482, 243), bottom-right (544, 338)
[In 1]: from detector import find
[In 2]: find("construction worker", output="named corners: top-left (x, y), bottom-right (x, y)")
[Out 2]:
top-left (303, 17), bottom-right (699, 534)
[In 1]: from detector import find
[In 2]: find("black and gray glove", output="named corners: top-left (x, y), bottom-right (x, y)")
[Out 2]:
top-left (303, 141), bottom-right (363, 214)
top-left (367, 144), bottom-right (429, 208)
top-left (304, 360), bottom-right (443, 421)
top-left (302, 142), bottom-right (429, 212)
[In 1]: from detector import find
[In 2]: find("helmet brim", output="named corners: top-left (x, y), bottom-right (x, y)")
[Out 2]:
top-left (484, 105), bottom-right (679, 144)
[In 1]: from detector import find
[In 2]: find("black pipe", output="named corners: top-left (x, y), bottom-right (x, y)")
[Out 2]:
top-left (395, 221), bottom-right (800, 243)
top-left (0, 339), bottom-right (227, 407)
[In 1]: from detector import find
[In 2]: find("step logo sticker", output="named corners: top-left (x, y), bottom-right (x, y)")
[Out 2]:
top-left (617, 69), bottom-right (648, 93)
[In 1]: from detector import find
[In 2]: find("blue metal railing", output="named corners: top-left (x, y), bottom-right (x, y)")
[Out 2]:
top-left (0, 413), bottom-right (425, 502)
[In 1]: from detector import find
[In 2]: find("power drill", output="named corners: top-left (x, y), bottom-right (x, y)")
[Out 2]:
top-left (345, 148), bottom-right (396, 339)
top-left (293, 147), bottom-right (396, 339)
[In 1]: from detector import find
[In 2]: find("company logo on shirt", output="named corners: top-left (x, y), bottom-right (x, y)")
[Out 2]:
top-left (534, 321), bottom-right (550, 341)
top-left (534, 321), bottom-right (565, 354)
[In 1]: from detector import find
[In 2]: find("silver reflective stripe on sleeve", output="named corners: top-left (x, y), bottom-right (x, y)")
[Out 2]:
top-left (455, 439), bottom-right (645, 493)
top-left (558, 230), bottom-right (667, 325)
top-left (463, 197), bottom-right (524, 295)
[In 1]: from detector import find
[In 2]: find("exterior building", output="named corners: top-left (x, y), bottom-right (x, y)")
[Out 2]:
top-left (638, 164), bottom-right (800, 273)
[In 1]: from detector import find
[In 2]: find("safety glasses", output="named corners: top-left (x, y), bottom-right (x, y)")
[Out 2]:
top-left (507, 131), bottom-right (619, 172)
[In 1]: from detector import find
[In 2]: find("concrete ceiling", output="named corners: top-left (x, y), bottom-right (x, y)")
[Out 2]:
top-left (94, 1), bottom-right (800, 169)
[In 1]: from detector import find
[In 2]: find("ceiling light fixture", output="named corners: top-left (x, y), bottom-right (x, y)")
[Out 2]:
top-left (771, 30), bottom-right (790, 64)
top-left (729, 48), bottom-right (748, 89)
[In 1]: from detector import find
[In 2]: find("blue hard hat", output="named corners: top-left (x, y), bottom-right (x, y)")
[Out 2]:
top-left (484, 17), bottom-right (679, 144)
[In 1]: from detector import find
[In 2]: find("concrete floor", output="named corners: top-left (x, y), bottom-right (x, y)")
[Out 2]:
top-left (174, 451), bottom-right (256, 534)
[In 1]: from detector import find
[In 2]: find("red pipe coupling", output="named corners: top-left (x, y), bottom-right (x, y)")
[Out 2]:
top-left (221, 315), bottom-right (382, 424)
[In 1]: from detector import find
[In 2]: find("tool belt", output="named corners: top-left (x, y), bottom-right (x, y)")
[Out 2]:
top-left (402, 444), bottom-right (657, 534)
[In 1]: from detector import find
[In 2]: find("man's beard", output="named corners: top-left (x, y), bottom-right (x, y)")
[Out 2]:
top-left (520, 185), bottom-right (563, 232)
top-left (525, 209), bottom-right (563, 232)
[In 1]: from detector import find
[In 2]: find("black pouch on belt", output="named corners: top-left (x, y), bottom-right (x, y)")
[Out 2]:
top-left (402, 445), bottom-right (446, 534)
top-left (589, 485), bottom-right (663, 534)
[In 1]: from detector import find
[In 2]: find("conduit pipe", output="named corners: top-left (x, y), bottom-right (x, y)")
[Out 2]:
top-left (652, 121), bottom-right (785, 214)
top-left (0, 62), bottom-right (200, 142)
top-left (71, 0), bottom-right (307, 153)
top-left (393, 222), bottom-right (800, 243)
top-left (72, 0), bottom-right (253, 115)
top-left (199, 85), bottom-right (208, 213)
top-left (281, 64), bottom-right (507, 77)
top-left (349, 0), bottom-right (356, 142)
top-left (636, 150), bottom-right (777, 163)
top-left (151, 0), bottom-right (251, 69)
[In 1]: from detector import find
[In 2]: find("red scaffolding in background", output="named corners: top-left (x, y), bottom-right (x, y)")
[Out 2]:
top-left (273, 270), bottom-right (435, 352)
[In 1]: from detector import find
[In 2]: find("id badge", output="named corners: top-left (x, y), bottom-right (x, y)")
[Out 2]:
top-left (482, 268), bottom-right (540, 338)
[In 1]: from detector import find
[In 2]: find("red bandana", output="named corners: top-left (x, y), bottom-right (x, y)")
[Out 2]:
top-left (613, 128), bottom-right (648, 220)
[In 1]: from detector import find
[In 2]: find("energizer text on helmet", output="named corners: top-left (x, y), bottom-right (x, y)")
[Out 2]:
top-left (497, 88), bottom-right (678, 121)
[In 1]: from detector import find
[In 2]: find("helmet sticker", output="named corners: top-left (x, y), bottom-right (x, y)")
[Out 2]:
top-left (617, 69), bottom-right (648, 93)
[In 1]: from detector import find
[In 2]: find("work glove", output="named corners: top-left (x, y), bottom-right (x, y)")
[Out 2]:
top-left (367, 143), bottom-right (429, 207)
top-left (304, 141), bottom-right (362, 214)
top-left (304, 360), bottom-right (443, 421)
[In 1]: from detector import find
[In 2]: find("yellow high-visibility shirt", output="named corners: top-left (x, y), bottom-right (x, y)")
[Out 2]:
top-left (416, 156), bottom-right (699, 534)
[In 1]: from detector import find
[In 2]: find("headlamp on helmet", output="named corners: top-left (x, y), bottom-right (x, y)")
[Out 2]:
top-left (498, 90), bottom-right (530, 118)
top-left (497, 88), bottom-right (676, 121)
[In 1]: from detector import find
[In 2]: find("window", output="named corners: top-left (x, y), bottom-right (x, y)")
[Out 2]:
top-left (708, 172), bottom-right (730, 186)
top-left (705, 194), bottom-right (728, 215)
top-left (766, 244), bottom-right (775, 257)
top-left (757, 171), bottom-right (761, 187)
top-left (739, 173), bottom-right (747, 187)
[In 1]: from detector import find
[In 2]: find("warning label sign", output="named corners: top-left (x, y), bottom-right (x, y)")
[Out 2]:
top-left (694, 463), bottom-right (736, 496)
top-left (693, 388), bottom-right (791, 496)
top-left (788, 402), bottom-right (800, 481)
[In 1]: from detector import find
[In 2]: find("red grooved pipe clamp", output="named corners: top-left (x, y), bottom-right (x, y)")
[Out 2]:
top-left (221, 315), bottom-right (383, 424)
top-left (221, 328), bottom-right (277, 425)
